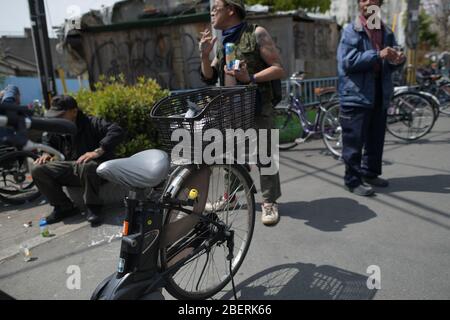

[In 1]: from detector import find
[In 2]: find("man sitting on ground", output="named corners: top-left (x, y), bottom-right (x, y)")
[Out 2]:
top-left (32, 95), bottom-right (125, 226)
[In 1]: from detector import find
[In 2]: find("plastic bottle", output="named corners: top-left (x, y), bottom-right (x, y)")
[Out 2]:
top-left (39, 218), bottom-right (50, 237)
top-left (184, 100), bottom-right (202, 119)
top-left (20, 244), bottom-right (32, 262)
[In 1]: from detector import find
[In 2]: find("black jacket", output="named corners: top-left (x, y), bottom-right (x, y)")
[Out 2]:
top-left (45, 111), bottom-right (125, 162)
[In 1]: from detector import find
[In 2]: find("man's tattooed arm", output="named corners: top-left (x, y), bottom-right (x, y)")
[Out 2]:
top-left (253, 26), bottom-right (286, 82)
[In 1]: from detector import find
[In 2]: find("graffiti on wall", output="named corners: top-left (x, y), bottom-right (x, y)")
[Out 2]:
top-left (85, 24), bottom-right (208, 89)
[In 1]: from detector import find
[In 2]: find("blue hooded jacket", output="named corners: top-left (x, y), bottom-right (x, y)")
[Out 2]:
top-left (337, 17), bottom-right (404, 109)
top-left (1, 85), bottom-right (20, 104)
top-left (0, 85), bottom-right (20, 141)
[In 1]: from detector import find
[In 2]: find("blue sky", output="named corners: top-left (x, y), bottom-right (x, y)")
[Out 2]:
top-left (0, 0), bottom-right (120, 37)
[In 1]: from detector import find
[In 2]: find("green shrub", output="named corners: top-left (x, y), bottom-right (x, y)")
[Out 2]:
top-left (73, 75), bottom-right (169, 158)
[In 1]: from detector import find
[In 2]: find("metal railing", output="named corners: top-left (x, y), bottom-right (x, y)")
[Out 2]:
top-left (283, 76), bottom-right (338, 106)
top-left (171, 76), bottom-right (339, 107)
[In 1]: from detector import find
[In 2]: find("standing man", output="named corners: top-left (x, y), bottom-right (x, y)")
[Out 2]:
top-left (199, 0), bottom-right (286, 225)
top-left (337, 0), bottom-right (405, 196)
top-left (32, 95), bottom-right (125, 226)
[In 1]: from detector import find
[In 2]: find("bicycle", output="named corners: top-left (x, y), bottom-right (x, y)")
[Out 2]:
top-left (273, 72), bottom-right (342, 158)
top-left (416, 70), bottom-right (450, 116)
top-left (2, 87), bottom-right (258, 300)
top-left (90, 86), bottom-right (259, 300)
top-left (0, 105), bottom-right (67, 205)
top-left (386, 89), bottom-right (438, 141)
top-left (286, 87), bottom-right (438, 159)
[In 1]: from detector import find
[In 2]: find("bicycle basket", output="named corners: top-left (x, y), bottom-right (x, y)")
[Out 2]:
top-left (150, 85), bottom-right (257, 160)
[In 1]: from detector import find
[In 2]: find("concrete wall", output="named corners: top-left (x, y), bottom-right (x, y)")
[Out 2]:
top-left (247, 16), bottom-right (295, 78)
top-left (248, 15), bottom-right (339, 78)
top-left (78, 13), bottom-right (339, 90)
top-left (294, 19), bottom-right (340, 77)
top-left (81, 20), bottom-right (210, 90)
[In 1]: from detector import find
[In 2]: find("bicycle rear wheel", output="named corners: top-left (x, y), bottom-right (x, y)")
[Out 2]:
top-left (386, 91), bottom-right (436, 141)
top-left (321, 102), bottom-right (342, 158)
top-left (273, 106), bottom-right (302, 150)
top-left (160, 164), bottom-right (255, 300)
top-left (0, 150), bottom-right (41, 205)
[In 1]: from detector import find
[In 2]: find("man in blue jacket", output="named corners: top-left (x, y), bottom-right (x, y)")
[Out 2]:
top-left (337, 0), bottom-right (405, 196)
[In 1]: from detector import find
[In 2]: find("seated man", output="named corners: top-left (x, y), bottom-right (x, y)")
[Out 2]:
top-left (32, 95), bottom-right (125, 226)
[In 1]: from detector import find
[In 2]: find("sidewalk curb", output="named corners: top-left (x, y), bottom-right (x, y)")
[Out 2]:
top-left (0, 221), bottom-right (90, 264)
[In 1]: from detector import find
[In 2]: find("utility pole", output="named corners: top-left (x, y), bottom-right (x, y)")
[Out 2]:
top-left (28, 0), bottom-right (57, 109)
top-left (405, 0), bottom-right (420, 85)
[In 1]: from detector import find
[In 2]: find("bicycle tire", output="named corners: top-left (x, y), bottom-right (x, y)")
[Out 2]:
top-left (160, 164), bottom-right (255, 300)
top-left (0, 150), bottom-right (41, 205)
top-left (386, 91), bottom-right (436, 141)
top-left (437, 83), bottom-right (450, 115)
top-left (273, 106), bottom-right (303, 151)
top-left (320, 102), bottom-right (342, 158)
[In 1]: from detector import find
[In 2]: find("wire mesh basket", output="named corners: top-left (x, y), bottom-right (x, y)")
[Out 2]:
top-left (150, 85), bottom-right (257, 161)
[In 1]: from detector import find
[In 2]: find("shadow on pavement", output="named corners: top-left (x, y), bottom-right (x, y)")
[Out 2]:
top-left (279, 198), bottom-right (377, 232)
top-left (379, 174), bottom-right (450, 194)
top-left (56, 204), bottom-right (126, 227)
top-left (0, 198), bottom-right (47, 214)
top-left (221, 262), bottom-right (377, 300)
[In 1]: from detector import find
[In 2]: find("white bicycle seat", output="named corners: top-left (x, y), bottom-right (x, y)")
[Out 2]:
top-left (96, 149), bottom-right (170, 189)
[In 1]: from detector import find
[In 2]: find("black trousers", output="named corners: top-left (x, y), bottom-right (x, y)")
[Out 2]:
top-left (340, 79), bottom-right (387, 188)
top-left (31, 161), bottom-right (103, 208)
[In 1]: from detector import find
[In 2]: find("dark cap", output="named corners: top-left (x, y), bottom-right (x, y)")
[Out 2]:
top-left (45, 95), bottom-right (78, 118)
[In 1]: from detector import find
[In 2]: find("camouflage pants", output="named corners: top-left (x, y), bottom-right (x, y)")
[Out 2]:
top-left (225, 105), bottom-right (282, 203)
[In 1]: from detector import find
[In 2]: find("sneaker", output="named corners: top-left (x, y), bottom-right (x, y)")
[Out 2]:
top-left (45, 204), bottom-right (79, 225)
top-left (261, 202), bottom-right (279, 226)
top-left (362, 176), bottom-right (389, 187)
top-left (346, 183), bottom-right (375, 196)
top-left (204, 193), bottom-right (237, 213)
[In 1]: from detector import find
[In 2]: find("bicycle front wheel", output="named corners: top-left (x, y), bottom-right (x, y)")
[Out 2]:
top-left (386, 91), bottom-right (436, 141)
top-left (0, 150), bottom-right (41, 205)
top-left (273, 106), bottom-right (303, 150)
top-left (321, 102), bottom-right (342, 158)
top-left (160, 164), bottom-right (255, 300)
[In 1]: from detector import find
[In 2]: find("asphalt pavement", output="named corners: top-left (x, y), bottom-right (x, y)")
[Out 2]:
top-left (0, 114), bottom-right (449, 300)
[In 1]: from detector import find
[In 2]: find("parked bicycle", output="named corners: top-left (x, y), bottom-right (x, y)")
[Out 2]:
top-left (0, 102), bottom-right (66, 205)
top-left (280, 85), bottom-right (437, 159)
top-left (91, 86), bottom-right (258, 300)
top-left (386, 89), bottom-right (438, 141)
top-left (273, 72), bottom-right (342, 158)
top-left (415, 69), bottom-right (450, 115)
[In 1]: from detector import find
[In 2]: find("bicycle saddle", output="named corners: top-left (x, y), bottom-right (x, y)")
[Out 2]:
top-left (96, 149), bottom-right (170, 189)
top-left (314, 87), bottom-right (336, 96)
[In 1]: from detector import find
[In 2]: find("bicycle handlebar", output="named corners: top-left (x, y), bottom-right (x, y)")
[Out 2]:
top-left (0, 103), bottom-right (77, 135)
top-left (29, 117), bottom-right (77, 135)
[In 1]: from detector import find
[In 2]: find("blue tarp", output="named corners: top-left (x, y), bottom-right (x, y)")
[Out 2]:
top-left (1, 76), bottom-right (90, 105)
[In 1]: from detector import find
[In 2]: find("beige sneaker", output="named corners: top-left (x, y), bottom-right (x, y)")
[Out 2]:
top-left (261, 202), bottom-right (279, 226)
top-left (204, 193), bottom-right (237, 213)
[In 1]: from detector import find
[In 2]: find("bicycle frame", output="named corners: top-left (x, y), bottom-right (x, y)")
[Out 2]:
top-left (288, 78), bottom-right (327, 140)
